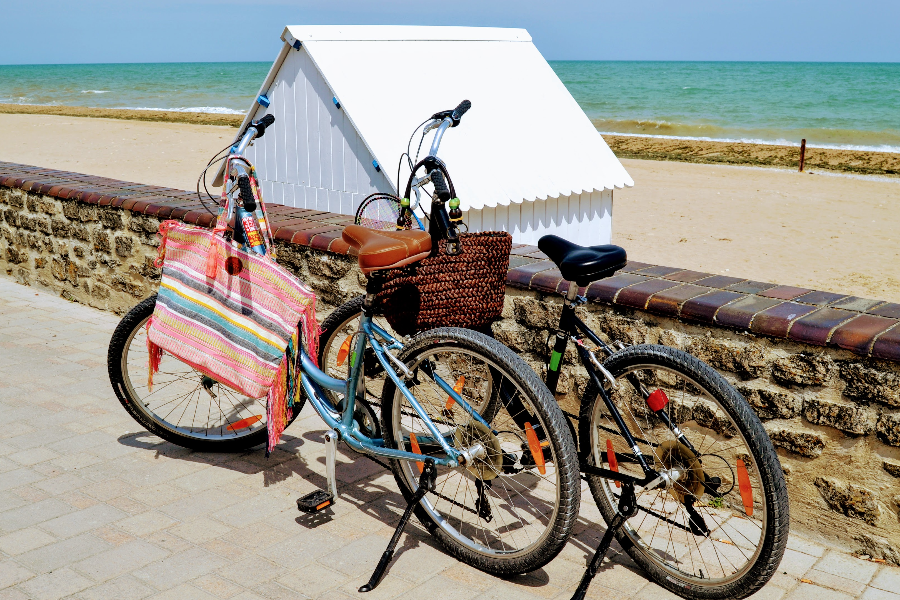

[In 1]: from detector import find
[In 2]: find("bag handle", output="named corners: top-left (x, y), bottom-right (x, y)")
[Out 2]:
top-left (206, 157), bottom-right (278, 278)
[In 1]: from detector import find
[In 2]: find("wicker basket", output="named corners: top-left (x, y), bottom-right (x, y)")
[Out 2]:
top-left (373, 231), bottom-right (512, 336)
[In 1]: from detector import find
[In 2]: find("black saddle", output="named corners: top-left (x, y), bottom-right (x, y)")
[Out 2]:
top-left (538, 235), bottom-right (627, 287)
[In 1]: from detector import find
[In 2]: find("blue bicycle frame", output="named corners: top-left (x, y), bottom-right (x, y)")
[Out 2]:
top-left (226, 153), bottom-right (493, 471)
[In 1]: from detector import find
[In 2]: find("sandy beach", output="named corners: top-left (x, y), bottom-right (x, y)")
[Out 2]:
top-left (2, 112), bottom-right (898, 302)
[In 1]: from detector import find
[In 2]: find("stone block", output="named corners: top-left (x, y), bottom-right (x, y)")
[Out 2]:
top-left (766, 425), bottom-right (826, 457)
top-left (876, 413), bottom-right (900, 446)
top-left (5, 246), bottom-right (27, 264)
top-left (93, 230), bottom-right (111, 253)
top-left (854, 533), bottom-right (900, 565)
top-left (738, 385), bottom-right (801, 419)
top-left (63, 202), bottom-right (98, 222)
top-left (50, 218), bottom-right (71, 237)
top-left (513, 295), bottom-right (562, 330)
top-left (688, 335), bottom-right (768, 379)
top-left (306, 251), bottom-right (354, 280)
top-left (115, 236), bottom-right (133, 257)
top-left (840, 362), bottom-right (900, 407)
top-left (814, 476), bottom-right (881, 525)
top-left (802, 397), bottom-right (877, 435)
top-left (7, 189), bottom-right (25, 208)
top-left (772, 353), bottom-right (836, 386)
top-left (99, 209), bottom-right (124, 229)
top-left (883, 460), bottom-right (900, 478)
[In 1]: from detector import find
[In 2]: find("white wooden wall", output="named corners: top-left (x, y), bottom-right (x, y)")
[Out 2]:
top-left (463, 189), bottom-right (613, 246)
top-left (246, 46), bottom-right (395, 214)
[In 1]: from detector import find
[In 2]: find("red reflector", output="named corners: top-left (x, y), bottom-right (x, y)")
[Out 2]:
top-left (227, 415), bottom-right (262, 431)
top-left (737, 459), bottom-right (754, 516)
top-left (646, 389), bottom-right (669, 412)
top-left (606, 439), bottom-right (621, 488)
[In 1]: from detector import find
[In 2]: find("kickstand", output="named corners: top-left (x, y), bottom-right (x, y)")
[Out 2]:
top-left (571, 483), bottom-right (638, 600)
top-left (359, 460), bottom-right (436, 593)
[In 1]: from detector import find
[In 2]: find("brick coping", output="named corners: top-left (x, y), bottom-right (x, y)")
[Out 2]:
top-left (3, 160), bottom-right (899, 362)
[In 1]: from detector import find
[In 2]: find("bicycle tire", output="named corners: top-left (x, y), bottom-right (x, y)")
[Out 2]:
top-left (381, 327), bottom-right (581, 575)
top-left (578, 344), bottom-right (788, 600)
top-left (107, 295), bottom-right (300, 451)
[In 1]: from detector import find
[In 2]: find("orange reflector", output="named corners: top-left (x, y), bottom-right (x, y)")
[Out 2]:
top-left (606, 439), bottom-right (621, 488)
top-left (336, 335), bottom-right (352, 366)
top-left (736, 459), bottom-right (753, 516)
top-left (524, 423), bottom-right (546, 475)
top-left (410, 432), bottom-right (423, 473)
top-left (315, 500), bottom-right (332, 510)
top-left (445, 376), bottom-right (466, 410)
top-left (226, 415), bottom-right (262, 431)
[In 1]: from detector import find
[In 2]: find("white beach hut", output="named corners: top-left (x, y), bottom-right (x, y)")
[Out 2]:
top-left (229, 25), bottom-right (633, 246)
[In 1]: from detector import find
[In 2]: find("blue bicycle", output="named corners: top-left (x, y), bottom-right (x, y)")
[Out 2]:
top-left (108, 108), bottom-right (581, 590)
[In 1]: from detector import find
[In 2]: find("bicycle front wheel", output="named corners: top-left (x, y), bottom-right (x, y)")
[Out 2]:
top-left (381, 327), bottom-right (580, 576)
top-left (580, 344), bottom-right (788, 600)
top-left (107, 295), bottom-right (298, 451)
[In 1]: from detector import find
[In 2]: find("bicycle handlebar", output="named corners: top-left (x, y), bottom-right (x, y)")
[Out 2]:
top-left (450, 100), bottom-right (471, 125)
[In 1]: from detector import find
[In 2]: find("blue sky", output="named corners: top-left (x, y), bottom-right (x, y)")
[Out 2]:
top-left (3, 0), bottom-right (899, 64)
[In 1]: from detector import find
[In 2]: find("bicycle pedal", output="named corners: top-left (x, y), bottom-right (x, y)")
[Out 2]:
top-left (296, 489), bottom-right (335, 513)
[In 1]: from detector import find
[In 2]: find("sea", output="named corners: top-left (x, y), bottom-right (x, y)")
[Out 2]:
top-left (1, 61), bottom-right (898, 152)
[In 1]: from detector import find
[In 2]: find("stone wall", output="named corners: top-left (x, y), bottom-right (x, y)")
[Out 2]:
top-left (2, 162), bottom-right (899, 562)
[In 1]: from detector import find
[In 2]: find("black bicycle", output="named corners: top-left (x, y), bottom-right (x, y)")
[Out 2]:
top-left (319, 104), bottom-right (789, 600)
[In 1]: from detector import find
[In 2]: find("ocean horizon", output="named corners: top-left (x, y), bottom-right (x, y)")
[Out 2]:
top-left (1, 61), bottom-right (898, 153)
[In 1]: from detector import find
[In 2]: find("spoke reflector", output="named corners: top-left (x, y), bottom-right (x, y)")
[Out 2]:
top-left (336, 335), bottom-right (352, 366)
top-left (606, 439), bottom-right (621, 488)
top-left (445, 376), bottom-right (466, 409)
top-left (646, 389), bottom-right (669, 412)
top-left (410, 432), bottom-right (423, 473)
top-left (226, 415), bottom-right (262, 431)
top-left (737, 458), bottom-right (753, 516)
top-left (525, 422), bottom-right (546, 475)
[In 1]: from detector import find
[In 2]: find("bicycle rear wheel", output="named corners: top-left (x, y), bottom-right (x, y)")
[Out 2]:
top-left (579, 344), bottom-right (788, 600)
top-left (381, 327), bottom-right (580, 575)
top-left (107, 295), bottom-right (298, 451)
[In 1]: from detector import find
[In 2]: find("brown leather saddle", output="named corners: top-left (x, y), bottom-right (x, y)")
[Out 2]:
top-left (342, 225), bottom-right (433, 275)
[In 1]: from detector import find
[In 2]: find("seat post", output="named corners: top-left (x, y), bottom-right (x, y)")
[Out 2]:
top-left (565, 281), bottom-right (579, 302)
top-left (362, 275), bottom-right (381, 316)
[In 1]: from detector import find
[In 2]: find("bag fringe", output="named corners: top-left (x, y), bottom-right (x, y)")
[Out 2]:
top-left (146, 318), bottom-right (163, 392)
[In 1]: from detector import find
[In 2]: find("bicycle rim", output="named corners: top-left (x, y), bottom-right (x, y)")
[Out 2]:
top-left (387, 345), bottom-right (560, 560)
top-left (589, 360), bottom-right (769, 587)
top-left (121, 314), bottom-right (268, 442)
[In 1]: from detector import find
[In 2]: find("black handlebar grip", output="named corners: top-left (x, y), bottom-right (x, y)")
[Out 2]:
top-left (238, 175), bottom-right (256, 212)
top-left (451, 100), bottom-right (471, 125)
top-left (252, 114), bottom-right (276, 138)
top-left (430, 169), bottom-right (452, 202)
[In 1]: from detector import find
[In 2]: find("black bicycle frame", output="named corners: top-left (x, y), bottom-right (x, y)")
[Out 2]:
top-left (545, 292), bottom-right (662, 488)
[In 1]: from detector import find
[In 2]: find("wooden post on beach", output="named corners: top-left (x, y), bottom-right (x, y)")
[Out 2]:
top-left (799, 139), bottom-right (806, 172)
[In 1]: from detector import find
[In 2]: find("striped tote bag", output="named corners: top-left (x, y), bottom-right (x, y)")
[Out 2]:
top-left (146, 216), bottom-right (318, 452)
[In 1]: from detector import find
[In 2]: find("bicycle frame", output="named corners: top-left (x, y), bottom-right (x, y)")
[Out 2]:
top-left (546, 285), bottom-right (664, 489)
top-left (224, 151), bottom-right (493, 472)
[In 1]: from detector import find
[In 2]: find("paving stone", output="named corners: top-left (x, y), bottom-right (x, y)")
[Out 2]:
top-left (806, 569), bottom-right (869, 595)
top-left (276, 562), bottom-right (349, 597)
top-left (870, 567), bottom-right (900, 593)
top-left (115, 511), bottom-right (179, 538)
top-left (0, 559), bottom-right (34, 588)
top-left (779, 547), bottom-right (821, 577)
top-left (396, 574), bottom-right (482, 600)
top-left (0, 527), bottom-right (57, 556)
top-left (860, 587), bottom-right (900, 600)
top-left (815, 551), bottom-right (880, 584)
top-left (144, 583), bottom-right (219, 600)
top-left (16, 533), bottom-right (110, 573)
top-left (37, 503), bottom-right (128, 538)
top-left (73, 539), bottom-right (170, 582)
top-left (16, 566), bottom-right (93, 600)
top-left (133, 547), bottom-right (228, 591)
top-left (168, 517), bottom-right (232, 544)
top-left (75, 575), bottom-right (155, 600)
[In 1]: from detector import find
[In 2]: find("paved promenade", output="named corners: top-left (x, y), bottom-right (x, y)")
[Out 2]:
top-left (0, 277), bottom-right (897, 600)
